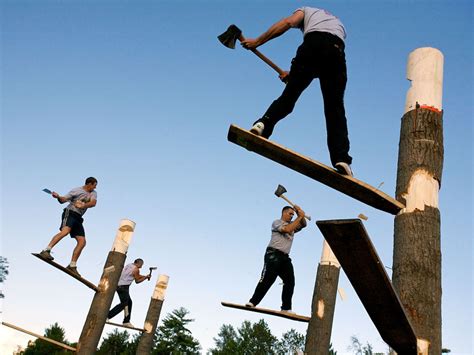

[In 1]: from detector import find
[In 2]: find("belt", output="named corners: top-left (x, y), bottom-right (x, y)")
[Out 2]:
top-left (266, 247), bottom-right (288, 256)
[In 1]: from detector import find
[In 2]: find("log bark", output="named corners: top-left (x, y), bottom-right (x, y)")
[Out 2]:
top-left (305, 263), bottom-right (340, 354)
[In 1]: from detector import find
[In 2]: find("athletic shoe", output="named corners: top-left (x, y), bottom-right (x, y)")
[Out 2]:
top-left (335, 162), bottom-right (353, 177)
top-left (250, 122), bottom-right (265, 136)
top-left (39, 250), bottom-right (54, 261)
top-left (281, 309), bottom-right (296, 314)
top-left (66, 265), bottom-right (81, 277)
top-left (245, 302), bottom-right (255, 308)
top-left (123, 322), bottom-right (135, 328)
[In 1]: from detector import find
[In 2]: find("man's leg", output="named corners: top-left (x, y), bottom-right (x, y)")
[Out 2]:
top-left (123, 296), bottom-right (133, 323)
top-left (248, 251), bottom-right (280, 306)
top-left (71, 236), bottom-right (86, 264)
top-left (254, 51), bottom-right (314, 138)
top-left (108, 287), bottom-right (130, 320)
top-left (320, 52), bottom-right (352, 167)
top-left (39, 226), bottom-right (71, 260)
top-left (279, 257), bottom-right (295, 311)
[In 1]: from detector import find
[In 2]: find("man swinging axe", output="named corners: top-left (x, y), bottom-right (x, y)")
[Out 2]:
top-left (107, 258), bottom-right (152, 327)
top-left (241, 6), bottom-right (354, 176)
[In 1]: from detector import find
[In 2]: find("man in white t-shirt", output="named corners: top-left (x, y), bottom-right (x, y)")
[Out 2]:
top-left (242, 7), bottom-right (353, 176)
top-left (107, 258), bottom-right (151, 327)
top-left (39, 177), bottom-right (98, 277)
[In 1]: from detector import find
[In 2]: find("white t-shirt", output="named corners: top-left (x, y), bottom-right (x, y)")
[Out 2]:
top-left (118, 263), bottom-right (136, 286)
top-left (295, 7), bottom-right (346, 42)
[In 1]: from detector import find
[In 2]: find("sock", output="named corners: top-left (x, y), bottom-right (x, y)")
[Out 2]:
top-left (69, 261), bottom-right (77, 267)
top-left (44, 247), bottom-right (52, 252)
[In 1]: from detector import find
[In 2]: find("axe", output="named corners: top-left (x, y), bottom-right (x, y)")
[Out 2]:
top-left (218, 24), bottom-right (286, 79)
top-left (274, 184), bottom-right (311, 221)
top-left (148, 267), bottom-right (157, 279)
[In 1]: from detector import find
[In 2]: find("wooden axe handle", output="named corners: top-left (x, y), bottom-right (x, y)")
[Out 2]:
top-left (279, 195), bottom-right (311, 221)
top-left (238, 34), bottom-right (285, 76)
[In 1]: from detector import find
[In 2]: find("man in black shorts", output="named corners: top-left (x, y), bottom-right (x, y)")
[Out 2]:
top-left (39, 177), bottom-right (98, 277)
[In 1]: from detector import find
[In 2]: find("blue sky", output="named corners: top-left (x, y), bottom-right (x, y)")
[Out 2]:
top-left (1, 0), bottom-right (472, 353)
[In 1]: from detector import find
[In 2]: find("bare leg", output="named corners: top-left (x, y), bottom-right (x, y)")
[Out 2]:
top-left (47, 226), bottom-right (72, 249)
top-left (71, 236), bottom-right (86, 263)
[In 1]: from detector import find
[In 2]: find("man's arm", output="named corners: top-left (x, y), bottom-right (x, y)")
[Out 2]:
top-left (241, 10), bottom-right (304, 49)
top-left (133, 267), bottom-right (151, 284)
top-left (280, 206), bottom-right (306, 234)
top-left (51, 192), bottom-right (69, 204)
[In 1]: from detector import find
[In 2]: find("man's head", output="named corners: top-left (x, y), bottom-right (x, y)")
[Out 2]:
top-left (281, 206), bottom-right (295, 222)
top-left (134, 258), bottom-right (144, 268)
top-left (84, 177), bottom-right (98, 192)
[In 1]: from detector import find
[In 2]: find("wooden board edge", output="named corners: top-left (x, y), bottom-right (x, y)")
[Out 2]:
top-left (105, 321), bottom-right (145, 332)
top-left (32, 253), bottom-right (99, 292)
top-left (221, 302), bottom-right (310, 323)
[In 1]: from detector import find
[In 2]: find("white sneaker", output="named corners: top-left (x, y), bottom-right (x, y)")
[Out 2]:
top-left (281, 309), bottom-right (296, 314)
top-left (122, 322), bottom-right (134, 328)
top-left (245, 302), bottom-right (255, 308)
top-left (250, 122), bottom-right (264, 136)
top-left (335, 162), bottom-right (353, 177)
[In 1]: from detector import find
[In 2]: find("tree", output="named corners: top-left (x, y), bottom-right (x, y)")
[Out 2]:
top-left (210, 324), bottom-right (240, 354)
top-left (0, 256), bottom-right (9, 298)
top-left (236, 320), bottom-right (277, 355)
top-left (274, 328), bottom-right (305, 354)
top-left (23, 323), bottom-right (70, 355)
top-left (97, 329), bottom-right (135, 355)
top-left (329, 342), bottom-right (338, 355)
top-left (348, 335), bottom-right (374, 355)
top-left (152, 307), bottom-right (201, 354)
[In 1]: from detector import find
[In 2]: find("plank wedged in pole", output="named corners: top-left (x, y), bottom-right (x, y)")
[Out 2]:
top-left (2, 321), bottom-right (77, 352)
top-left (227, 124), bottom-right (404, 215)
top-left (316, 219), bottom-right (418, 354)
top-left (105, 321), bottom-right (145, 332)
top-left (32, 253), bottom-right (99, 292)
top-left (221, 302), bottom-right (310, 323)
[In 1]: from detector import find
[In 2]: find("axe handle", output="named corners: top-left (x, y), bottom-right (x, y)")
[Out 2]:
top-left (279, 195), bottom-right (311, 221)
top-left (238, 35), bottom-right (285, 76)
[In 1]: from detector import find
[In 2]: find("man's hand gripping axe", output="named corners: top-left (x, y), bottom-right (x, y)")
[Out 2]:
top-left (218, 24), bottom-right (286, 80)
top-left (274, 184), bottom-right (311, 221)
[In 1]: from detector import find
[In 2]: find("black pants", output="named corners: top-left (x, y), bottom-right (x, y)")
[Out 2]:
top-left (108, 285), bottom-right (132, 323)
top-left (261, 31), bottom-right (352, 166)
top-left (249, 247), bottom-right (295, 311)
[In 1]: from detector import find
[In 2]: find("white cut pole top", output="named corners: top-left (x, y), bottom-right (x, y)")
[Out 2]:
top-left (320, 240), bottom-right (340, 268)
top-left (111, 219), bottom-right (136, 253)
top-left (152, 274), bottom-right (169, 301)
top-left (405, 47), bottom-right (444, 113)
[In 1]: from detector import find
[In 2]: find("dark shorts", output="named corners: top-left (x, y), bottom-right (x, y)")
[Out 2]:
top-left (60, 208), bottom-right (85, 238)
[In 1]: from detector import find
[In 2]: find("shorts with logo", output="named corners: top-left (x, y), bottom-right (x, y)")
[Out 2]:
top-left (60, 208), bottom-right (85, 238)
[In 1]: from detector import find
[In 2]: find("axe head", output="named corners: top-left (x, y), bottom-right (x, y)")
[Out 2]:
top-left (149, 267), bottom-right (157, 271)
top-left (274, 184), bottom-right (287, 197)
top-left (218, 24), bottom-right (242, 49)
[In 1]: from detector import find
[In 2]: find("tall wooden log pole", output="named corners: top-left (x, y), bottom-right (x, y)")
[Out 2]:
top-left (393, 47), bottom-right (444, 354)
top-left (76, 219), bottom-right (136, 354)
top-left (136, 274), bottom-right (169, 354)
top-left (305, 240), bottom-right (340, 354)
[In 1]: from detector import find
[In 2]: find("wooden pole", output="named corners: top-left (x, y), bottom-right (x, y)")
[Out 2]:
top-left (136, 274), bottom-right (169, 354)
top-left (393, 47), bottom-right (444, 354)
top-left (76, 219), bottom-right (136, 354)
top-left (1, 321), bottom-right (76, 352)
top-left (305, 240), bottom-right (340, 354)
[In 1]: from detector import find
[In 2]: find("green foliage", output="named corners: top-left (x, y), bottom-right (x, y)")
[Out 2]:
top-left (348, 335), bottom-right (374, 355)
top-left (23, 323), bottom-right (70, 355)
top-left (210, 320), bottom-right (306, 355)
top-left (0, 256), bottom-right (9, 298)
top-left (152, 307), bottom-right (201, 354)
top-left (329, 342), bottom-right (338, 354)
top-left (97, 329), bottom-right (136, 355)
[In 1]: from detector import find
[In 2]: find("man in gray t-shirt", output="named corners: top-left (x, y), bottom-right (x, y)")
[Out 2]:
top-left (39, 177), bottom-right (98, 277)
top-left (246, 205), bottom-right (307, 312)
top-left (242, 6), bottom-right (353, 176)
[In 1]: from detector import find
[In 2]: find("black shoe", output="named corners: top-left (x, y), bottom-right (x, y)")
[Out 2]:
top-left (66, 265), bottom-right (81, 277)
top-left (39, 250), bottom-right (54, 261)
top-left (251, 118), bottom-right (275, 138)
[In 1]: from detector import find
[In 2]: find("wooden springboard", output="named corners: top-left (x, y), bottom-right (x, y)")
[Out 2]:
top-left (105, 321), bottom-right (145, 332)
top-left (221, 302), bottom-right (310, 323)
top-left (32, 253), bottom-right (99, 292)
top-left (227, 124), bottom-right (404, 215)
top-left (316, 219), bottom-right (417, 354)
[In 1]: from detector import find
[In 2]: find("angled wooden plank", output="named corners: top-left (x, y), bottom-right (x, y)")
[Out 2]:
top-left (221, 302), bottom-right (310, 323)
top-left (316, 219), bottom-right (417, 354)
top-left (32, 253), bottom-right (99, 292)
top-left (2, 321), bottom-right (77, 352)
top-left (105, 321), bottom-right (145, 332)
top-left (227, 124), bottom-right (404, 215)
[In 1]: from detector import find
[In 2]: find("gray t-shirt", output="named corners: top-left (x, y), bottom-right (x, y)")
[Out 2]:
top-left (296, 7), bottom-right (346, 42)
top-left (118, 263), bottom-right (136, 286)
top-left (64, 186), bottom-right (97, 216)
top-left (267, 219), bottom-right (295, 255)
